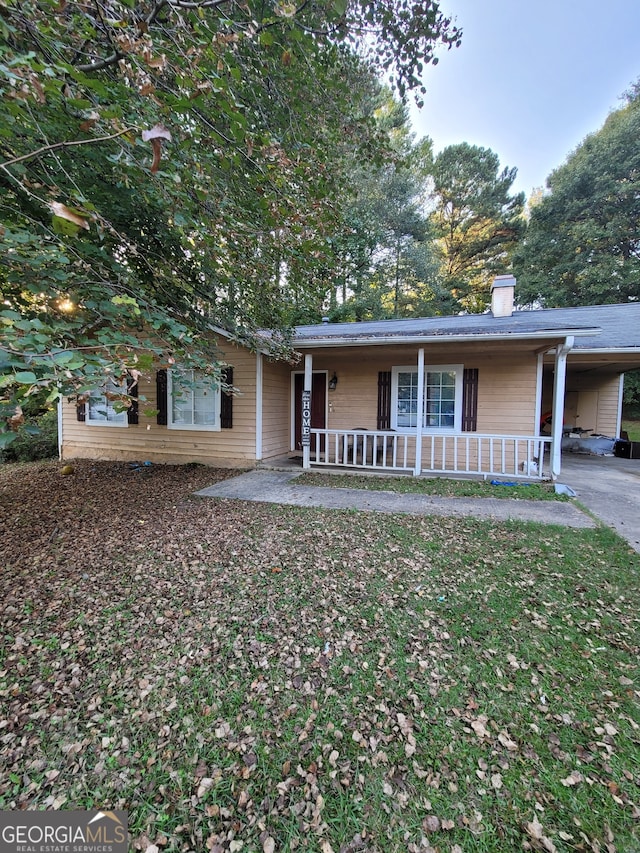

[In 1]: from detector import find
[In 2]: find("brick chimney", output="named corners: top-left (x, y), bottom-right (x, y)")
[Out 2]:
top-left (491, 274), bottom-right (516, 318)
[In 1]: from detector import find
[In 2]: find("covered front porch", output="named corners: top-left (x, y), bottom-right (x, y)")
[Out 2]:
top-left (295, 337), bottom-right (572, 480)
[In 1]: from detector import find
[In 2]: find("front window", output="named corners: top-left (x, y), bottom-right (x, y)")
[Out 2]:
top-left (168, 369), bottom-right (220, 430)
top-left (392, 365), bottom-right (462, 432)
top-left (86, 377), bottom-right (129, 427)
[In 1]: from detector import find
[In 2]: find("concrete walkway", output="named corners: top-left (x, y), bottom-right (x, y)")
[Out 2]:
top-left (196, 469), bottom-right (596, 529)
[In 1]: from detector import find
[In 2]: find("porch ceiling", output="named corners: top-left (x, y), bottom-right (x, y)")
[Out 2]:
top-left (543, 351), bottom-right (640, 375)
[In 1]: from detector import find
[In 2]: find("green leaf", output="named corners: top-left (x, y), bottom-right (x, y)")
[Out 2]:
top-left (52, 216), bottom-right (82, 236)
top-left (14, 371), bottom-right (38, 384)
top-left (0, 432), bottom-right (18, 449)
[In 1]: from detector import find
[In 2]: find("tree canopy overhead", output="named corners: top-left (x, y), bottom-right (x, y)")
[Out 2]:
top-left (0, 0), bottom-right (461, 434)
top-left (514, 85), bottom-right (640, 308)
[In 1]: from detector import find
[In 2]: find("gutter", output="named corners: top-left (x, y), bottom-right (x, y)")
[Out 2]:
top-left (570, 347), bottom-right (640, 354)
top-left (292, 327), bottom-right (602, 349)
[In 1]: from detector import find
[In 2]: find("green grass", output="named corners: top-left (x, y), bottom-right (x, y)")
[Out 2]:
top-left (1, 461), bottom-right (639, 852)
top-left (295, 471), bottom-right (566, 500)
top-left (621, 418), bottom-right (640, 441)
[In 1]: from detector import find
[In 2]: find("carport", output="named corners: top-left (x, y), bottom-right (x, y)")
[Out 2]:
top-left (560, 453), bottom-right (640, 552)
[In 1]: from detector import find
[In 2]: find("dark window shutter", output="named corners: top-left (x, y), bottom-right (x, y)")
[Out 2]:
top-left (462, 368), bottom-right (479, 432)
top-left (221, 366), bottom-right (233, 429)
top-left (76, 400), bottom-right (86, 422)
top-left (377, 371), bottom-right (391, 430)
top-left (127, 374), bottom-right (139, 425)
top-left (156, 369), bottom-right (168, 425)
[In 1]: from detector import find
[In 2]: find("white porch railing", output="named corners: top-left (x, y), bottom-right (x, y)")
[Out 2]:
top-left (310, 429), bottom-right (416, 472)
top-left (420, 433), bottom-right (551, 479)
top-left (308, 429), bottom-right (552, 480)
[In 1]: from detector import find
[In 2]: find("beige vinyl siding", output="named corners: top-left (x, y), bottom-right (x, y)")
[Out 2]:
top-left (595, 376), bottom-right (622, 436)
top-left (62, 344), bottom-right (258, 467)
top-left (261, 358), bottom-right (292, 459)
top-left (572, 375), bottom-right (621, 436)
top-left (475, 356), bottom-right (537, 434)
top-left (562, 372), bottom-right (623, 437)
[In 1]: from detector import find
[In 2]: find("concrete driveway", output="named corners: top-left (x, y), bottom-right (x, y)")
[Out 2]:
top-left (559, 453), bottom-right (640, 552)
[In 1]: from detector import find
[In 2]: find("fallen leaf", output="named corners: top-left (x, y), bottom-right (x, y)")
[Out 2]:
top-left (471, 716), bottom-right (489, 739)
top-left (498, 731), bottom-right (518, 750)
top-left (526, 815), bottom-right (544, 841)
top-left (423, 815), bottom-right (440, 832)
top-left (561, 771), bottom-right (584, 787)
top-left (197, 777), bottom-right (215, 799)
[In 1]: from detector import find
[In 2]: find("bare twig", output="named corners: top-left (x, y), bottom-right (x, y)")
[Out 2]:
top-left (0, 128), bottom-right (136, 169)
top-left (75, 0), bottom-right (232, 72)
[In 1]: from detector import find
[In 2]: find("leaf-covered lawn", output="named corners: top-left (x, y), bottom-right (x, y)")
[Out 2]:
top-left (294, 473), bottom-right (565, 501)
top-left (1, 460), bottom-right (639, 853)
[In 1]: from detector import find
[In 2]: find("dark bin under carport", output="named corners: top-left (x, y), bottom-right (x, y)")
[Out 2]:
top-left (614, 438), bottom-right (640, 459)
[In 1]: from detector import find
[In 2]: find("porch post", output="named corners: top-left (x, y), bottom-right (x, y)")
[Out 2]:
top-left (616, 374), bottom-right (624, 438)
top-left (414, 347), bottom-right (425, 476)
top-left (302, 353), bottom-right (313, 470)
top-left (550, 336), bottom-right (573, 479)
top-left (255, 353), bottom-right (263, 462)
top-left (534, 353), bottom-right (543, 435)
top-left (57, 393), bottom-right (63, 460)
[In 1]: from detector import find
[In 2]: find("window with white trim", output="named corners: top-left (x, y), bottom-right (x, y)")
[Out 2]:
top-left (168, 369), bottom-right (220, 430)
top-left (86, 377), bottom-right (129, 427)
top-left (391, 365), bottom-right (463, 432)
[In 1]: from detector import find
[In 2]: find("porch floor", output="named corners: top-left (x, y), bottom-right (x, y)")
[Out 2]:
top-left (258, 454), bottom-right (537, 482)
top-left (259, 454), bottom-right (411, 478)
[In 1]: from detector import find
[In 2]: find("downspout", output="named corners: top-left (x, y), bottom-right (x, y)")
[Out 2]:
top-left (414, 347), bottom-right (425, 477)
top-left (302, 353), bottom-right (313, 470)
top-left (550, 336), bottom-right (574, 480)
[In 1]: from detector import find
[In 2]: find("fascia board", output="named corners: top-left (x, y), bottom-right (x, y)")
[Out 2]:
top-left (573, 347), bottom-right (640, 354)
top-left (292, 328), bottom-right (602, 349)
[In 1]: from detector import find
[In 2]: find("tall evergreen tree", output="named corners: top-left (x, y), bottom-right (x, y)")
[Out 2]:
top-left (429, 143), bottom-right (525, 312)
top-left (328, 102), bottom-right (444, 320)
top-left (514, 84), bottom-right (640, 308)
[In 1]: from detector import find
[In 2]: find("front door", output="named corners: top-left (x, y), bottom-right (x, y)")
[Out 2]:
top-left (293, 372), bottom-right (326, 450)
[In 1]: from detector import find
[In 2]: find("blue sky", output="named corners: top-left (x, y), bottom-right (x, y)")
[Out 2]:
top-left (409, 0), bottom-right (640, 198)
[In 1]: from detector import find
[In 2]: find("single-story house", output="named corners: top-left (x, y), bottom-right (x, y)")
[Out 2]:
top-left (59, 276), bottom-right (640, 479)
